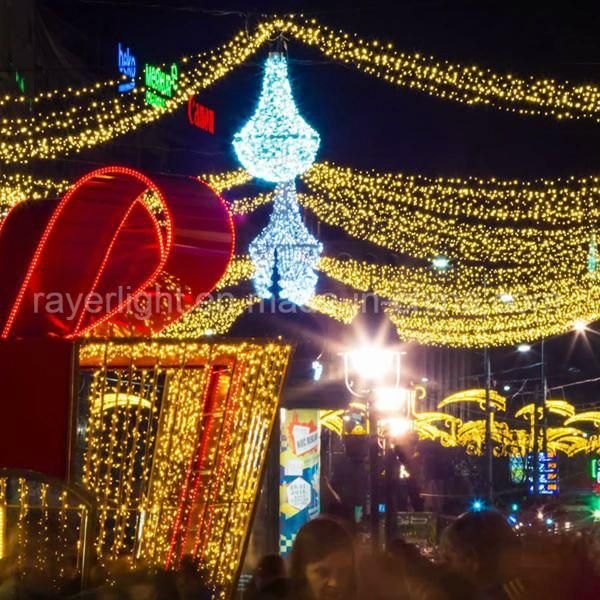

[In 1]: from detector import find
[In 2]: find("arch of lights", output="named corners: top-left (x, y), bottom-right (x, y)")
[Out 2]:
top-left (320, 388), bottom-right (600, 458)
top-left (3, 16), bottom-right (600, 346)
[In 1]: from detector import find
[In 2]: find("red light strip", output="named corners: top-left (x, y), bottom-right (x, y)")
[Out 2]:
top-left (195, 364), bottom-right (243, 564)
top-left (165, 367), bottom-right (219, 569)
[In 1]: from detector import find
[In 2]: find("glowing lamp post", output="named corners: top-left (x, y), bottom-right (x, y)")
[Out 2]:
top-left (340, 344), bottom-right (406, 548)
top-left (374, 388), bottom-right (415, 438)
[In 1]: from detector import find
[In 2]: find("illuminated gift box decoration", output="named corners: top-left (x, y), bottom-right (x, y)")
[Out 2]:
top-left (77, 338), bottom-right (290, 590)
top-left (0, 167), bottom-right (292, 597)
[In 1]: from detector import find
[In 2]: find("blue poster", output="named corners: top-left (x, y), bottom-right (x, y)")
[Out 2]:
top-left (279, 409), bottom-right (320, 555)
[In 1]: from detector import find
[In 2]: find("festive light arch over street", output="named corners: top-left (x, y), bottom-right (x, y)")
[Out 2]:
top-left (3, 16), bottom-right (600, 346)
top-left (320, 390), bottom-right (596, 458)
top-left (8, 15), bottom-right (600, 164)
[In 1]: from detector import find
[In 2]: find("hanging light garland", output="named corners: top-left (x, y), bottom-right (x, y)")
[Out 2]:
top-left (6, 14), bottom-right (600, 163)
top-left (282, 17), bottom-right (600, 124)
top-left (4, 9), bottom-right (600, 346)
top-left (2, 162), bottom-right (599, 346)
top-left (0, 24), bottom-right (282, 163)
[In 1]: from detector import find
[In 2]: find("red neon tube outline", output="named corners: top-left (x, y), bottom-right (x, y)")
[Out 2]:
top-left (2, 166), bottom-right (169, 339)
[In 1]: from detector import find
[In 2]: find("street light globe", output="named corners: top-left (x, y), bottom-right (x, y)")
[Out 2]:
top-left (386, 417), bottom-right (412, 437)
top-left (498, 292), bottom-right (514, 303)
top-left (573, 319), bottom-right (587, 332)
top-left (348, 345), bottom-right (397, 383)
top-left (374, 387), bottom-right (410, 413)
top-left (432, 255), bottom-right (450, 270)
top-left (517, 343), bottom-right (531, 353)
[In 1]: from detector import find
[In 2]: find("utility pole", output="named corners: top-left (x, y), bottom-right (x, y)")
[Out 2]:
top-left (533, 382), bottom-right (540, 497)
top-left (541, 339), bottom-right (547, 454)
top-left (484, 347), bottom-right (493, 501)
top-left (368, 403), bottom-right (380, 550)
top-left (384, 442), bottom-right (396, 546)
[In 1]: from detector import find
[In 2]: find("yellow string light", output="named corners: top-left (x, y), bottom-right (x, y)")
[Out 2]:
top-left (5, 14), bottom-right (600, 163)
top-left (0, 174), bottom-right (70, 216)
top-left (2, 158), bottom-right (599, 346)
top-left (282, 17), bottom-right (600, 124)
top-left (160, 295), bottom-right (259, 337)
top-left (0, 22), bottom-right (282, 163)
top-left (317, 255), bottom-right (600, 346)
top-left (320, 389), bottom-right (594, 457)
top-left (300, 163), bottom-right (597, 268)
top-left (200, 168), bottom-right (253, 194)
top-left (306, 293), bottom-right (362, 324)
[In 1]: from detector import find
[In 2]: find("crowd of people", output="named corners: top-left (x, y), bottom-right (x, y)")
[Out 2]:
top-left (0, 510), bottom-right (599, 599)
top-left (245, 510), bottom-right (600, 600)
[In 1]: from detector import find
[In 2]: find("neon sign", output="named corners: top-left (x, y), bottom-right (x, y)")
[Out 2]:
top-left (528, 452), bottom-right (559, 496)
top-left (117, 43), bottom-right (136, 93)
top-left (14, 70), bottom-right (25, 94)
top-left (187, 96), bottom-right (215, 133)
top-left (145, 63), bottom-right (178, 108)
top-left (591, 456), bottom-right (600, 492)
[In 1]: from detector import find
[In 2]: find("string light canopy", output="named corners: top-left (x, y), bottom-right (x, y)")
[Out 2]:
top-left (4, 14), bottom-right (600, 345)
top-left (234, 52), bottom-right (322, 305)
top-left (4, 164), bottom-right (600, 346)
top-left (8, 14), bottom-right (600, 165)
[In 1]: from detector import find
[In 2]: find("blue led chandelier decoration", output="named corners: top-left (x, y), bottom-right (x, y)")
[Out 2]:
top-left (233, 52), bottom-right (322, 305)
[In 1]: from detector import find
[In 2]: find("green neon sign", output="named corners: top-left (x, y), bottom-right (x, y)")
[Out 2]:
top-left (145, 63), bottom-right (178, 108)
top-left (14, 70), bottom-right (25, 94)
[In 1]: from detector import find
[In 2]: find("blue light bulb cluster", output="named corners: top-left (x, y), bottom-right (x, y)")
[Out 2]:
top-left (249, 182), bottom-right (322, 305)
top-left (233, 53), bottom-right (320, 182)
top-left (233, 52), bottom-right (322, 305)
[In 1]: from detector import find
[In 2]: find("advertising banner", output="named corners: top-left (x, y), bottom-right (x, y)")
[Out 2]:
top-left (279, 409), bottom-right (320, 554)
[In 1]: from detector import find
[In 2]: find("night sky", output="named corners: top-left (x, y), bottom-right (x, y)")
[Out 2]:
top-left (12, 1), bottom-right (600, 406)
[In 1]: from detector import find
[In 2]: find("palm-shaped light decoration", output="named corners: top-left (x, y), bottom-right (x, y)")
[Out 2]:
top-left (233, 52), bottom-right (322, 305)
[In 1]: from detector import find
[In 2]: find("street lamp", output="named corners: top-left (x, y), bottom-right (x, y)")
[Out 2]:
top-left (517, 343), bottom-right (531, 353)
top-left (431, 255), bottom-right (451, 270)
top-left (340, 344), bottom-right (402, 549)
top-left (341, 345), bottom-right (401, 396)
